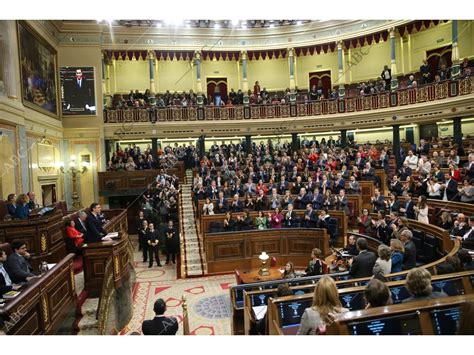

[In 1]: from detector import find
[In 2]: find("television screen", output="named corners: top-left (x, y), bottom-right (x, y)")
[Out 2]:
top-left (339, 292), bottom-right (367, 311)
top-left (250, 293), bottom-right (271, 307)
top-left (432, 278), bottom-right (464, 296)
top-left (60, 66), bottom-right (96, 115)
top-left (349, 312), bottom-right (422, 335)
top-left (390, 286), bottom-right (411, 304)
top-left (430, 307), bottom-right (461, 335)
top-left (278, 299), bottom-right (312, 327)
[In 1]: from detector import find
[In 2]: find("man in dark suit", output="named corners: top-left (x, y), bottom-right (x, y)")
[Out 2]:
top-left (66, 68), bottom-right (95, 114)
top-left (27, 191), bottom-right (39, 211)
top-left (459, 216), bottom-right (474, 249)
top-left (389, 175), bottom-right (403, 196)
top-left (146, 223), bottom-right (162, 268)
top-left (310, 188), bottom-right (324, 210)
top-left (216, 191), bottom-right (228, 213)
top-left (142, 298), bottom-right (178, 335)
top-left (284, 204), bottom-right (299, 227)
top-left (303, 204), bottom-right (318, 228)
top-left (85, 203), bottom-right (111, 243)
top-left (441, 173), bottom-right (459, 201)
top-left (371, 188), bottom-right (385, 212)
top-left (230, 194), bottom-right (243, 212)
top-left (75, 211), bottom-right (90, 243)
top-left (399, 195), bottom-right (416, 220)
top-left (278, 176), bottom-right (288, 195)
top-left (5, 241), bottom-right (37, 283)
top-left (450, 213), bottom-right (470, 237)
top-left (398, 162), bottom-right (412, 181)
top-left (348, 237), bottom-right (377, 279)
top-left (0, 249), bottom-right (21, 296)
top-left (400, 230), bottom-right (417, 270)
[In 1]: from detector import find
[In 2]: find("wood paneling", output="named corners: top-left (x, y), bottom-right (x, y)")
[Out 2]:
top-left (204, 228), bottom-right (328, 274)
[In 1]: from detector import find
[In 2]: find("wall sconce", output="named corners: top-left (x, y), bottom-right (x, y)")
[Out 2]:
top-left (258, 251), bottom-right (270, 276)
top-left (57, 155), bottom-right (89, 210)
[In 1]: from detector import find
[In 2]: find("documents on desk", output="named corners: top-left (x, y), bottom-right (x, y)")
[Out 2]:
top-left (105, 232), bottom-right (119, 239)
top-left (252, 305), bottom-right (267, 321)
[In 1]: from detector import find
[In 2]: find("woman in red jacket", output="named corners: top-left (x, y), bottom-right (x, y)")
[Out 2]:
top-left (66, 220), bottom-right (85, 247)
top-left (448, 163), bottom-right (461, 182)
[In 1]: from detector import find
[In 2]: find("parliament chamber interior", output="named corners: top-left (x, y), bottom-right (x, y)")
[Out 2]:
top-left (1, 14), bottom-right (474, 340)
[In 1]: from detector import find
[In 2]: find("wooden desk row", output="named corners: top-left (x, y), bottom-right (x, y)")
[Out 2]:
top-left (201, 209), bottom-right (348, 248)
top-left (0, 207), bottom-right (66, 270)
top-left (205, 228), bottom-right (329, 274)
top-left (0, 254), bottom-right (76, 335)
top-left (266, 270), bottom-right (474, 335)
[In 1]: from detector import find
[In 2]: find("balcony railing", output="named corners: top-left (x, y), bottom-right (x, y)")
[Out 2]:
top-left (103, 77), bottom-right (474, 123)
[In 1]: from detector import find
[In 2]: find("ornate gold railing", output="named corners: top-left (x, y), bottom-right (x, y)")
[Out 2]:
top-left (104, 76), bottom-right (474, 123)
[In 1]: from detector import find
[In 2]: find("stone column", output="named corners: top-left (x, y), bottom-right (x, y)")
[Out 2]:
top-left (151, 138), bottom-right (158, 164)
top-left (104, 139), bottom-right (111, 165)
top-left (340, 129), bottom-right (347, 148)
top-left (288, 48), bottom-right (296, 91)
top-left (0, 21), bottom-right (20, 99)
top-left (451, 20), bottom-right (460, 78)
top-left (337, 41), bottom-right (345, 98)
top-left (389, 28), bottom-right (398, 91)
top-left (392, 124), bottom-right (401, 169)
top-left (148, 50), bottom-right (156, 93)
top-left (245, 135), bottom-right (252, 155)
top-left (195, 51), bottom-right (202, 94)
top-left (291, 133), bottom-right (299, 153)
top-left (453, 117), bottom-right (462, 149)
top-left (241, 51), bottom-right (248, 92)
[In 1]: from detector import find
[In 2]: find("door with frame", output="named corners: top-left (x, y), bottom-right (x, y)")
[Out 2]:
top-left (206, 78), bottom-right (228, 105)
top-left (308, 70), bottom-right (332, 98)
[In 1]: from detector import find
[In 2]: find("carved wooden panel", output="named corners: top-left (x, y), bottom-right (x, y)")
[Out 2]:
top-left (250, 239), bottom-right (281, 256)
top-left (213, 241), bottom-right (245, 260)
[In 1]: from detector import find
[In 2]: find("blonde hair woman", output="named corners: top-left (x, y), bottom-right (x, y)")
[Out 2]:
top-left (297, 276), bottom-right (348, 335)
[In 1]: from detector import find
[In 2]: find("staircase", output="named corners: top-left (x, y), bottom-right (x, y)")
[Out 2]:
top-left (179, 169), bottom-right (206, 277)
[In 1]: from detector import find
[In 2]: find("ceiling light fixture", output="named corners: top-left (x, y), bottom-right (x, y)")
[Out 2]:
top-left (296, 21), bottom-right (303, 25)
top-left (214, 22), bottom-right (220, 29)
top-left (231, 19), bottom-right (239, 26)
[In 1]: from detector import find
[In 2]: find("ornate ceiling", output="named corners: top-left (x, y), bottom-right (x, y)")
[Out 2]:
top-left (45, 20), bottom-right (410, 50)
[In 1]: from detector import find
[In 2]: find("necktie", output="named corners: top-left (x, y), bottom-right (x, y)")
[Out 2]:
top-left (0, 264), bottom-right (12, 286)
top-left (78, 79), bottom-right (82, 88)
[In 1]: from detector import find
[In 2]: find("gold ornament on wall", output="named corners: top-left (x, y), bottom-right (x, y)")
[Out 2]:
top-left (41, 295), bottom-right (49, 325)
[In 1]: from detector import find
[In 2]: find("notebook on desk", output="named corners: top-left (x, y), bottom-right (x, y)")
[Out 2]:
top-left (105, 232), bottom-right (119, 239)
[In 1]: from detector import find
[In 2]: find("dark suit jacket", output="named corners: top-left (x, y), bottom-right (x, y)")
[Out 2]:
top-left (445, 179), bottom-right (459, 201)
top-left (403, 240), bottom-right (417, 270)
top-left (284, 210), bottom-right (299, 227)
top-left (349, 250), bottom-right (377, 278)
top-left (75, 218), bottom-right (90, 241)
top-left (142, 315), bottom-right (179, 335)
top-left (5, 253), bottom-right (34, 283)
top-left (216, 198), bottom-right (228, 213)
top-left (15, 204), bottom-right (29, 220)
top-left (403, 200), bottom-right (416, 220)
top-left (85, 213), bottom-right (107, 243)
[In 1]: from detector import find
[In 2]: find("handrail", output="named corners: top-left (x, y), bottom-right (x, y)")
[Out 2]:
top-left (103, 77), bottom-right (474, 123)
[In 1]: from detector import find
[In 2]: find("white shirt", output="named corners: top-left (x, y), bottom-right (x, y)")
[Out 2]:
top-left (404, 155), bottom-right (418, 170)
top-left (463, 227), bottom-right (474, 240)
top-left (427, 183), bottom-right (441, 197)
top-left (0, 263), bottom-right (12, 286)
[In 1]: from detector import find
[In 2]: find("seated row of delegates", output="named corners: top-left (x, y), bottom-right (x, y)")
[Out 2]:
top-left (296, 267), bottom-right (453, 335)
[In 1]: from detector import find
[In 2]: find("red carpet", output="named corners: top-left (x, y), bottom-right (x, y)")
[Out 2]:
top-left (73, 256), bottom-right (83, 274)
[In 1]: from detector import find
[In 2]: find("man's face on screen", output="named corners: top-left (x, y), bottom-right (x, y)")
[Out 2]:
top-left (75, 69), bottom-right (83, 79)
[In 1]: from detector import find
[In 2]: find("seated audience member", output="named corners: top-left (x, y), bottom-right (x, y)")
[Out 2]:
top-left (372, 245), bottom-right (392, 280)
top-left (0, 249), bottom-right (21, 297)
top-left (440, 211), bottom-right (453, 231)
top-left (5, 241), bottom-right (37, 283)
top-left (390, 238), bottom-right (405, 273)
top-left (459, 178), bottom-right (474, 203)
top-left (282, 261), bottom-right (296, 279)
top-left (364, 279), bottom-right (392, 308)
top-left (142, 298), bottom-right (178, 335)
top-left (402, 268), bottom-right (448, 303)
top-left (85, 203), bottom-right (112, 243)
top-left (6, 193), bottom-right (17, 218)
top-left (458, 301), bottom-right (474, 335)
top-left (297, 277), bottom-right (348, 335)
top-left (305, 248), bottom-right (328, 276)
top-left (237, 210), bottom-right (253, 231)
top-left (255, 284), bottom-right (293, 335)
top-left (450, 213), bottom-right (470, 237)
top-left (202, 197), bottom-right (215, 215)
top-left (348, 237), bottom-right (377, 279)
top-left (223, 211), bottom-right (236, 232)
top-left (14, 194), bottom-right (30, 220)
top-left (357, 208), bottom-right (373, 235)
top-left (269, 207), bottom-right (283, 229)
top-left (400, 229), bottom-right (417, 270)
top-left (26, 191), bottom-right (39, 211)
top-left (343, 235), bottom-right (359, 256)
top-left (436, 255), bottom-right (462, 275)
top-left (65, 220), bottom-right (85, 248)
top-left (146, 223), bottom-right (162, 268)
top-left (457, 215), bottom-right (474, 245)
top-left (255, 210), bottom-right (268, 230)
top-left (457, 249), bottom-right (474, 271)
